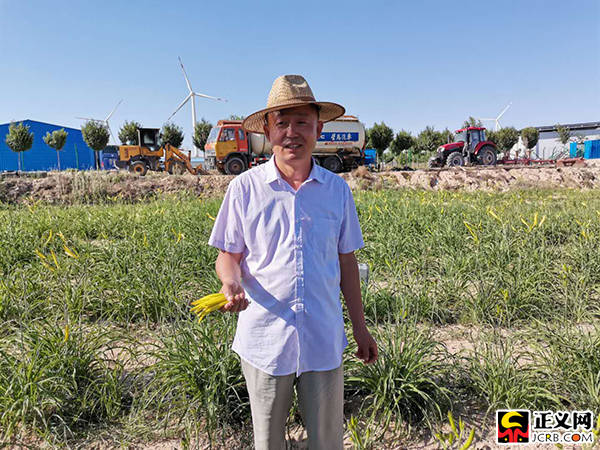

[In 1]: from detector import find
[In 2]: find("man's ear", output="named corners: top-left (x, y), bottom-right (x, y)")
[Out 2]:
top-left (263, 116), bottom-right (270, 141)
top-left (316, 121), bottom-right (324, 136)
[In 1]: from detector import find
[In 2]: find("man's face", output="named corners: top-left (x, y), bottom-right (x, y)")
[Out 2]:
top-left (264, 105), bottom-right (323, 165)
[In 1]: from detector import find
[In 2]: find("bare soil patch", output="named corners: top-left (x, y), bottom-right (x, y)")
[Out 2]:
top-left (2, 163), bottom-right (600, 205)
top-left (343, 163), bottom-right (600, 192)
top-left (0, 171), bottom-right (234, 204)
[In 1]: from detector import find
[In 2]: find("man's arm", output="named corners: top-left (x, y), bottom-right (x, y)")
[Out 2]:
top-left (339, 251), bottom-right (378, 364)
top-left (216, 250), bottom-right (248, 312)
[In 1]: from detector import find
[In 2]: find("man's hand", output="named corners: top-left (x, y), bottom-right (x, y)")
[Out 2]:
top-left (220, 280), bottom-right (249, 313)
top-left (215, 250), bottom-right (248, 313)
top-left (339, 251), bottom-right (378, 364)
top-left (353, 325), bottom-right (378, 364)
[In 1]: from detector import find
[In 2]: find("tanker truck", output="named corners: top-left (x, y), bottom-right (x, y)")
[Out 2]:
top-left (203, 115), bottom-right (366, 174)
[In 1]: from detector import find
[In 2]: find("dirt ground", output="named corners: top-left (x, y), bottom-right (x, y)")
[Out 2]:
top-left (1, 162), bottom-right (600, 205)
top-left (342, 162), bottom-right (600, 192)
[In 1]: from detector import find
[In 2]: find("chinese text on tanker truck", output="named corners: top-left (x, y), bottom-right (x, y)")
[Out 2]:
top-left (319, 132), bottom-right (359, 142)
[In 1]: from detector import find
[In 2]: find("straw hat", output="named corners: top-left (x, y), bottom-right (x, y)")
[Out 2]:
top-left (242, 74), bottom-right (345, 134)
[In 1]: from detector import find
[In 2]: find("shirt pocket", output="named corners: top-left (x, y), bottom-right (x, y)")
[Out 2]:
top-left (303, 216), bottom-right (339, 257)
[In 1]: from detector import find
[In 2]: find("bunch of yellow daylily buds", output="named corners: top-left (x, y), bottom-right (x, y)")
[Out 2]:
top-left (190, 293), bottom-right (228, 322)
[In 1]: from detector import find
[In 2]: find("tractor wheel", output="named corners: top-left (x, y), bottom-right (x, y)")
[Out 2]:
top-left (478, 146), bottom-right (497, 166)
top-left (129, 161), bottom-right (148, 176)
top-left (323, 156), bottom-right (343, 173)
top-left (428, 157), bottom-right (441, 169)
top-left (168, 161), bottom-right (186, 175)
top-left (446, 151), bottom-right (464, 167)
top-left (225, 156), bottom-right (246, 175)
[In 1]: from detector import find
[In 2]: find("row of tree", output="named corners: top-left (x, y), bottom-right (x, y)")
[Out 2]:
top-left (365, 118), bottom-right (541, 160)
top-left (117, 119), bottom-right (214, 151)
top-left (462, 117), bottom-right (540, 156)
top-left (2, 118), bottom-right (216, 172)
top-left (4, 123), bottom-right (68, 171)
top-left (3, 121), bottom-right (117, 171)
top-left (4, 115), bottom-right (575, 172)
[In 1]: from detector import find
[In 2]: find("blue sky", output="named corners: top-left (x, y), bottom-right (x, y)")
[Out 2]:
top-left (1, 0), bottom-right (599, 149)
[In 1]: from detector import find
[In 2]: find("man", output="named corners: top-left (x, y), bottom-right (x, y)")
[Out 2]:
top-left (208, 74), bottom-right (377, 450)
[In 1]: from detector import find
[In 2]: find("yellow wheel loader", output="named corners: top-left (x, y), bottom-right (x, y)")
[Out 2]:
top-left (116, 128), bottom-right (202, 176)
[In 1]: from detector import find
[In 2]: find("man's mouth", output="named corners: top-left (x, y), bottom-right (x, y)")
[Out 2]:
top-left (285, 144), bottom-right (302, 150)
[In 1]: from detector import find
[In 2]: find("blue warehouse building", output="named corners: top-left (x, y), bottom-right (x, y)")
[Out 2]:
top-left (0, 120), bottom-right (99, 172)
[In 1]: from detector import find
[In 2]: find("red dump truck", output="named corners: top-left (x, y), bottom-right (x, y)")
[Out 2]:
top-left (204, 116), bottom-right (366, 174)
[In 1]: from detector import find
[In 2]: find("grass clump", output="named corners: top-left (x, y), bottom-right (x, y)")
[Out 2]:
top-left (137, 318), bottom-right (249, 435)
top-left (0, 319), bottom-right (128, 441)
top-left (462, 332), bottom-right (561, 411)
top-left (530, 323), bottom-right (600, 413)
top-left (345, 322), bottom-right (452, 430)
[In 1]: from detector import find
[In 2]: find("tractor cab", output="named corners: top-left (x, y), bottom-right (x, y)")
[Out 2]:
top-left (138, 128), bottom-right (161, 151)
top-left (453, 127), bottom-right (487, 153)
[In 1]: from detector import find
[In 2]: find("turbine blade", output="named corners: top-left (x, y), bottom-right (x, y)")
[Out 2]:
top-left (76, 117), bottom-right (98, 121)
top-left (167, 94), bottom-right (192, 121)
top-left (193, 92), bottom-right (227, 102)
top-left (106, 99), bottom-right (123, 121)
top-left (496, 103), bottom-right (512, 120)
top-left (178, 56), bottom-right (193, 92)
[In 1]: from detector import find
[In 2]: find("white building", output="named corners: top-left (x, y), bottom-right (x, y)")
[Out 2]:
top-left (528, 121), bottom-right (600, 159)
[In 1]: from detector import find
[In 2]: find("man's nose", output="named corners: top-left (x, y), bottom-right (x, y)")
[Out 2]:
top-left (285, 123), bottom-right (300, 136)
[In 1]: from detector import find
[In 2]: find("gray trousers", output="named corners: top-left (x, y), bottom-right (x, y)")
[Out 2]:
top-left (241, 359), bottom-right (344, 450)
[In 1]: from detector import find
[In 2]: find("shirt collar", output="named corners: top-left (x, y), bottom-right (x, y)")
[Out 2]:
top-left (264, 156), bottom-right (325, 185)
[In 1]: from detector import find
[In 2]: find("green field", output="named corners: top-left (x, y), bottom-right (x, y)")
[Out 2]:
top-left (1, 188), bottom-right (599, 448)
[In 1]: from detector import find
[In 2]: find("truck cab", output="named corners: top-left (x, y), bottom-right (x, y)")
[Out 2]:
top-left (204, 121), bottom-right (270, 174)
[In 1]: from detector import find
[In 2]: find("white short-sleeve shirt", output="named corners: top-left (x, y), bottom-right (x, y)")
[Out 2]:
top-left (208, 156), bottom-right (364, 376)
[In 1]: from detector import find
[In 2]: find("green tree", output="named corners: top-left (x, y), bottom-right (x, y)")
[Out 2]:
top-left (43, 128), bottom-right (68, 171)
top-left (440, 127), bottom-right (453, 144)
top-left (486, 129), bottom-right (498, 144)
top-left (415, 126), bottom-right (445, 153)
top-left (494, 127), bottom-right (519, 153)
top-left (228, 114), bottom-right (245, 121)
top-left (367, 122), bottom-right (394, 159)
top-left (193, 118), bottom-right (213, 150)
top-left (5, 122), bottom-right (34, 172)
top-left (81, 121), bottom-right (109, 169)
top-left (389, 130), bottom-right (415, 156)
top-left (555, 124), bottom-right (572, 147)
top-left (462, 116), bottom-right (483, 128)
top-left (161, 123), bottom-right (184, 148)
top-left (118, 120), bottom-right (142, 145)
top-left (521, 127), bottom-right (539, 157)
top-left (382, 151), bottom-right (395, 163)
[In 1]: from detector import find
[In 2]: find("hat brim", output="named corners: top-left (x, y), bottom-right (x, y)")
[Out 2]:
top-left (242, 100), bottom-right (345, 134)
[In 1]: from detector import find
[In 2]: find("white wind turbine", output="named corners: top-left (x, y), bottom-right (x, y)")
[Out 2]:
top-left (167, 57), bottom-right (227, 155)
top-left (76, 99), bottom-right (123, 144)
top-left (478, 102), bottom-right (512, 131)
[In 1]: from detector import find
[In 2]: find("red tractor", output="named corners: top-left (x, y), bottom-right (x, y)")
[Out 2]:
top-left (428, 127), bottom-right (498, 168)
